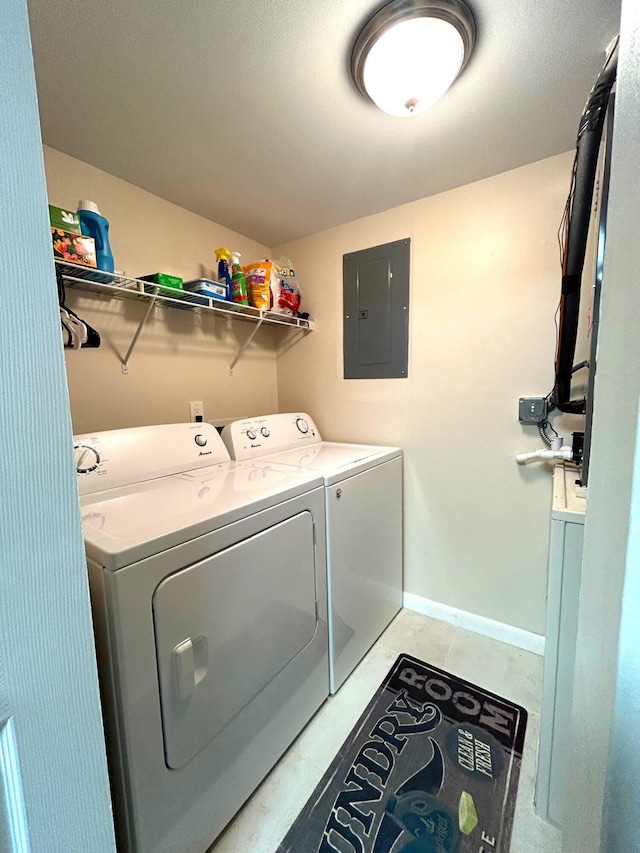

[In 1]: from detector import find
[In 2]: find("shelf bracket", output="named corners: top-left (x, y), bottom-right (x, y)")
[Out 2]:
top-left (229, 317), bottom-right (265, 375)
top-left (121, 287), bottom-right (158, 373)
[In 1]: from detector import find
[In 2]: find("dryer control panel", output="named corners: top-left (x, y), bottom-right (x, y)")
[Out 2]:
top-left (222, 413), bottom-right (320, 460)
top-left (73, 422), bottom-right (231, 496)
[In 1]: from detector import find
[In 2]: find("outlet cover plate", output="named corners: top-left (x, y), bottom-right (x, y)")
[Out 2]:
top-left (189, 401), bottom-right (204, 421)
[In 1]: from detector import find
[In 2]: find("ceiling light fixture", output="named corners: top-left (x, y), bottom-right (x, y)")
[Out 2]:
top-left (351, 0), bottom-right (476, 118)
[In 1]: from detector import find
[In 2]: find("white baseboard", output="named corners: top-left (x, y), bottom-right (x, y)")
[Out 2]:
top-left (403, 592), bottom-right (545, 656)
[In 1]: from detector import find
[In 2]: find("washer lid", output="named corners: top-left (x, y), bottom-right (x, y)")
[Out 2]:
top-left (80, 462), bottom-right (323, 570)
top-left (263, 442), bottom-right (402, 482)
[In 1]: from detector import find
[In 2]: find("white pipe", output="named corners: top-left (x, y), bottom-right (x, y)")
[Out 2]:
top-left (515, 446), bottom-right (574, 465)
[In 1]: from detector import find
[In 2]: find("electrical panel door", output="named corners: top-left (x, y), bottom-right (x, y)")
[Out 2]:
top-left (343, 238), bottom-right (410, 379)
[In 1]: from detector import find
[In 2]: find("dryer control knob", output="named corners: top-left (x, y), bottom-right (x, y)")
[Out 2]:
top-left (74, 444), bottom-right (100, 474)
top-left (260, 427), bottom-right (270, 437)
top-left (194, 434), bottom-right (207, 447)
top-left (246, 429), bottom-right (257, 440)
top-left (296, 418), bottom-right (309, 434)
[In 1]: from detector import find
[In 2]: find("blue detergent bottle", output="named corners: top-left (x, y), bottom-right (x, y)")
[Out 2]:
top-left (77, 200), bottom-right (115, 274)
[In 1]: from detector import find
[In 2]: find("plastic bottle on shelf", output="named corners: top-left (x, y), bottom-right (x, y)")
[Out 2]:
top-left (77, 200), bottom-right (115, 274)
top-left (214, 247), bottom-right (232, 299)
top-left (229, 251), bottom-right (249, 305)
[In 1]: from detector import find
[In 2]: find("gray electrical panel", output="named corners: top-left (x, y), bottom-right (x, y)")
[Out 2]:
top-left (343, 238), bottom-right (410, 379)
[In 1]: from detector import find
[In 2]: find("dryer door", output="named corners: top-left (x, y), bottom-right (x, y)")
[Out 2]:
top-left (153, 511), bottom-right (318, 769)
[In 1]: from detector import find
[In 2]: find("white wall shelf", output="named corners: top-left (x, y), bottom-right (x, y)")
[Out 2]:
top-left (56, 260), bottom-right (314, 373)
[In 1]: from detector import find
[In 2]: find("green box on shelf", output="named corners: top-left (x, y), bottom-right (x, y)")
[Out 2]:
top-left (49, 205), bottom-right (81, 234)
top-left (140, 272), bottom-right (184, 295)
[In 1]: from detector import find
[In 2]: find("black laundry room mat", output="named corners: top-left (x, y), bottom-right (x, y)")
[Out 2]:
top-left (277, 653), bottom-right (527, 853)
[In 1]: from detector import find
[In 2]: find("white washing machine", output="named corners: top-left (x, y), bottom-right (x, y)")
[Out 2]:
top-left (221, 413), bottom-right (403, 694)
top-left (73, 422), bottom-right (328, 853)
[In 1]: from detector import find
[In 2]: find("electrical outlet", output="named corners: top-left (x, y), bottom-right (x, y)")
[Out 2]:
top-left (519, 397), bottom-right (547, 425)
top-left (189, 401), bottom-right (204, 422)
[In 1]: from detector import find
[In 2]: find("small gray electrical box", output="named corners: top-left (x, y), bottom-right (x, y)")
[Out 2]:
top-left (519, 397), bottom-right (548, 424)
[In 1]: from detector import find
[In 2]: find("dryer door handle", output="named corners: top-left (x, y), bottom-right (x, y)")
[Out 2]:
top-left (172, 638), bottom-right (195, 702)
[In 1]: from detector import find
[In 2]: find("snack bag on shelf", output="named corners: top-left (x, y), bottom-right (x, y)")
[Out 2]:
top-left (243, 259), bottom-right (274, 310)
top-left (243, 258), bottom-right (303, 316)
top-left (272, 259), bottom-right (302, 317)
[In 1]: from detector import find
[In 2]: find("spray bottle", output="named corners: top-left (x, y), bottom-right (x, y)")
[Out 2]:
top-left (214, 247), bottom-right (232, 299)
top-left (229, 251), bottom-right (249, 305)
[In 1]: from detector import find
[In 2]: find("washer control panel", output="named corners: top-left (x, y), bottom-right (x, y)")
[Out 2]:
top-left (221, 413), bottom-right (320, 461)
top-left (73, 422), bottom-right (231, 496)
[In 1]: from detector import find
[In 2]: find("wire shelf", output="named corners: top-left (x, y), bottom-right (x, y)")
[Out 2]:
top-left (55, 261), bottom-right (314, 330)
top-left (55, 260), bottom-right (314, 372)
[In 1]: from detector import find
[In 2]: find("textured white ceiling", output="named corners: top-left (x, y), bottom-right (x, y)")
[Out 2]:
top-left (27, 0), bottom-right (621, 246)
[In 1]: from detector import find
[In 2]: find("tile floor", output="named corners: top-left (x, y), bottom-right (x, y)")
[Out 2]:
top-left (209, 609), bottom-right (562, 853)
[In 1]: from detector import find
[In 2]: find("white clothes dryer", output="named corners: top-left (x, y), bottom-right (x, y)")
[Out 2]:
top-left (221, 413), bottom-right (403, 694)
top-left (74, 422), bottom-right (328, 853)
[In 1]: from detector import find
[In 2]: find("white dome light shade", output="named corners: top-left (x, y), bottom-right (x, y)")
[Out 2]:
top-left (351, 0), bottom-right (476, 118)
top-left (363, 18), bottom-right (465, 117)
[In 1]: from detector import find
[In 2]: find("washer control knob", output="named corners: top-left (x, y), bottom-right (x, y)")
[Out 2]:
top-left (260, 427), bottom-right (270, 438)
top-left (74, 444), bottom-right (100, 474)
top-left (194, 434), bottom-right (207, 447)
top-left (296, 417), bottom-right (309, 434)
top-left (246, 429), bottom-right (257, 440)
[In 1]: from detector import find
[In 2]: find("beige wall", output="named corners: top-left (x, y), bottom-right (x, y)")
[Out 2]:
top-left (46, 144), bottom-right (592, 635)
top-left (274, 152), bottom-right (587, 635)
top-left (44, 146), bottom-right (280, 433)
